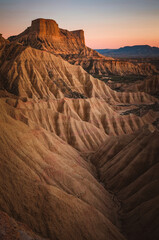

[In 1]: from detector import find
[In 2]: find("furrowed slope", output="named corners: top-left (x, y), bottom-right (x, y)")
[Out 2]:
top-left (67, 57), bottom-right (158, 76)
top-left (0, 43), bottom-right (156, 104)
top-left (0, 211), bottom-right (47, 240)
top-left (0, 98), bottom-right (125, 240)
top-left (1, 44), bottom-right (158, 152)
top-left (122, 75), bottom-right (159, 96)
top-left (91, 128), bottom-right (159, 240)
top-left (9, 97), bottom-right (157, 149)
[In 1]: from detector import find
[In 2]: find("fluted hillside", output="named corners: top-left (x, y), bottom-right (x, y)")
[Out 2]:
top-left (91, 128), bottom-right (159, 240)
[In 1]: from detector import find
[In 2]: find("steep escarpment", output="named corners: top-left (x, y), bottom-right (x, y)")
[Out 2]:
top-left (8, 18), bottom-right (158, 76)
top-left (8, 18), bottom-right (86, 55)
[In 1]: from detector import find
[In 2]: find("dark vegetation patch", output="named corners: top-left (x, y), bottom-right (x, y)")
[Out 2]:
top-left (108, 75), bottom-right (146, 83)
top-left (120, 102), bottom-right (159, 117)
top-left (153, 118), bottom-right (159, 129)
top-left (92, 74), bottom-right (146, 84)
top-left (53, 78), bottom-right (87, 99)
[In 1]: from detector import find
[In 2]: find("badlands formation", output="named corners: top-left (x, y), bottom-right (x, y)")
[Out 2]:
top-left (8, 18), bottom-right (158, 76)
top-left (0, 19), bottom-right (159, 240)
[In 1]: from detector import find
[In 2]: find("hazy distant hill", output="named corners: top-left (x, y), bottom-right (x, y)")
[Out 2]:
top-left (96, 45), bottom-right (159, 58)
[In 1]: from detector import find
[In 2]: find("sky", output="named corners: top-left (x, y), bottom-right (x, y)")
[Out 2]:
top-left (0, 0), bottom-right (159, 49)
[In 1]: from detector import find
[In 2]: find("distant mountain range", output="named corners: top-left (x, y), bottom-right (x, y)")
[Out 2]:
top-left (96, 45), bottom-right (159, 58)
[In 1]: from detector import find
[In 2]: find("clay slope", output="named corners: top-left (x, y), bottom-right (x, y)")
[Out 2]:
top-left (5, 96), bottom-right (156, 152)
top-left (67, 57), bottom-right (158, 76)
top-left (1, 40), bottom-right (157, 105)
top-left (0, 210), bottom-right (47, 240)
top-left (8, 18), bottom-right (158, 76)
top-left (0, 42), bottom-right (158, 152)
top-left (91, 127), bottom-right (159, 240)
top-left (0, 98), bottom-right (125, 240)
top-left (122, 75), bottom-right (159, 96)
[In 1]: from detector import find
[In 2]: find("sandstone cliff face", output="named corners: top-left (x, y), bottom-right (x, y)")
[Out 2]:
top-left (9, 18), bottom-right (86, 55)
top-left (8, 18), bottom-right (158, 76)
top-left (32, 18), bottom-right (60, 36)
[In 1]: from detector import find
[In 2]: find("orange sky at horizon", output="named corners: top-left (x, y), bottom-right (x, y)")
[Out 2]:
top-left (2, 29), bottom-right (159, 49)
top-left (0, 0), bottom-right (159, 49)
top-left (86, 38), bottom-right (159, 49)
top-left (2, 24), bottom-right (159, 50)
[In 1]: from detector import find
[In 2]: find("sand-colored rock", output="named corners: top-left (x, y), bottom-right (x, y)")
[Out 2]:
top-left (8, 18), bottom-right (158, 76)
top-left (68, 57), bottom-right (158, 76)
top-left (0, 98), bottom-right (126, 240)
top-left (119, 74), bottom-right (159, 95)
top-left (32, 18), bottom-right (60, 37)
top-left (8, 18), bottom-right (85, 55)
top-left (0, 42), bottom-right (158, 152)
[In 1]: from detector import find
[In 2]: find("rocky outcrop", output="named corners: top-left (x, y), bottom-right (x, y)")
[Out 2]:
top-left (8, 18), bottom-right (86, 55)
top-left (8, 18), bottom-right (158, 76)
top-left (31, 18), bottom-right (60, 36)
